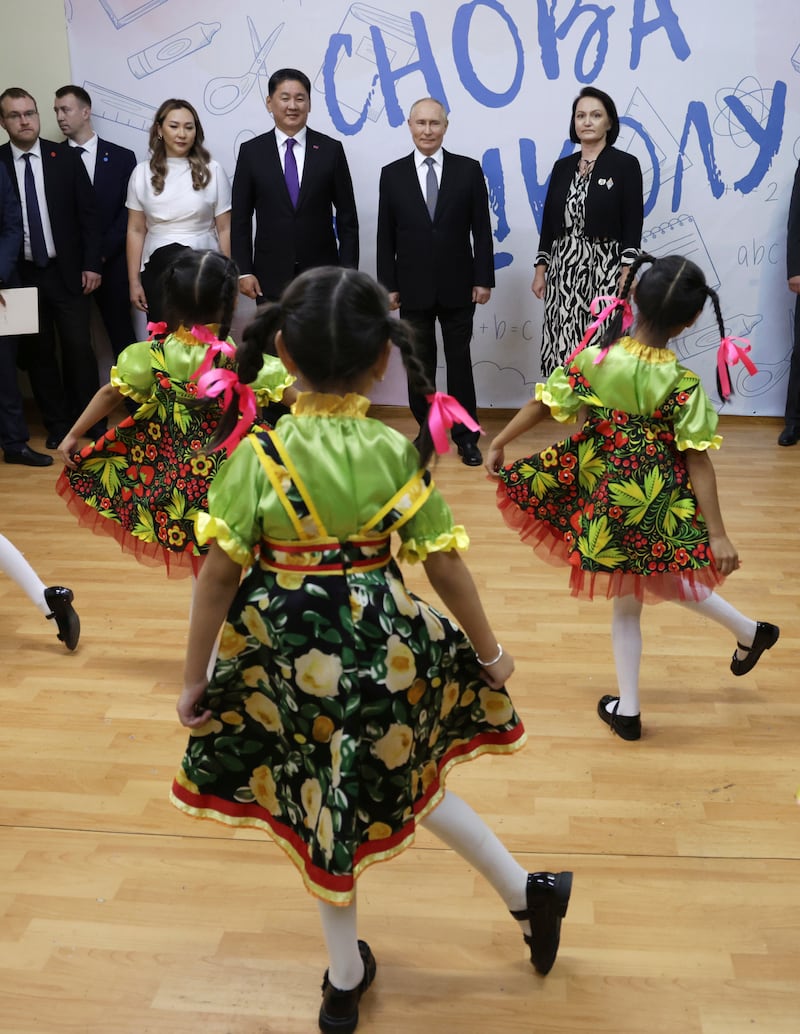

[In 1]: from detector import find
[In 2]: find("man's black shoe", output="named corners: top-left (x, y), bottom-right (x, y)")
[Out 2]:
top-left (4, 446), bottom-right (54, 467)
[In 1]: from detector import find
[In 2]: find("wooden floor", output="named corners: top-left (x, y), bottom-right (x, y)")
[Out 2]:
top-left (1, 407), bottom-right (798, 1034)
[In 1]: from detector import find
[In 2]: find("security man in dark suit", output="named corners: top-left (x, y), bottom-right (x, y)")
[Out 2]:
top-left (779, 160), bottom-right (800, 446)
top-left (231, 67), bottom-right (359, 305)
top-left (54, 84), bottom-right (137, 363)
top-left (377, 98), bottom-right (494, 466)
top-left (0, 161), bottom-right (52, 465)
top-left (0, 87), bottom-right (102, 448)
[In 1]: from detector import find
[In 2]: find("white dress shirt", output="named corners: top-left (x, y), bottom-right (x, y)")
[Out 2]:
top-left (414, 146), bottom-right (443, 199)
top-left (68, 133), bottom-right (98, 183)
top-left (9, 140), bottom-right (57, 262)
top-left (275, 126), bottom-right (307, 183)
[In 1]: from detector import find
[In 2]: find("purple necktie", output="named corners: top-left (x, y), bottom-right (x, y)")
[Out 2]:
top-left (22, 153), bottom-right (48, 267)
top-left (284, 138), bottom-right (300, 208)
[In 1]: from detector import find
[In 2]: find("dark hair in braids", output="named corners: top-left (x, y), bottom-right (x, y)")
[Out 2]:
top-left (160, 249), bottom-right (239, 340)
top-left (594, 253), bottom-right (735, 397)
top-left (597, 252), bottom-right (720, 348)
top-left (216, 266), bottom-right (437, 463)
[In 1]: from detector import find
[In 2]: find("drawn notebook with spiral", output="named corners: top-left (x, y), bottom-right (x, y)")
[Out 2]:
top-left (640, 214), bottom-right (720, 290)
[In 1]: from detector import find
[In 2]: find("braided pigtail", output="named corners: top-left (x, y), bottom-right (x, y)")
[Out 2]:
top-left (389, 317), bottom-right (436, 467)
top-left (215, 264), bottom-right (239, 345)
top-left (207, 303), bottom-right (283, 451)
top-left (707, 286), bottom-right (757, 401)
top-left (594, 252), bottom-right (654, 353)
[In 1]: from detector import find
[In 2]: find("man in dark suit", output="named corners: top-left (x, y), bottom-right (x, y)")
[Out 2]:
top-left (0, 162), bottom-right (52, 465)
top-left (54, 84), bottom-right (137, 363)
top-left (0, 86), bottom-right (102, 449)
top-left (231, 67), bottom-right (359, 305)
top-left (377, 98), bottom-right (494, 466)
top-left (780, 160), bottom-right (800, 446)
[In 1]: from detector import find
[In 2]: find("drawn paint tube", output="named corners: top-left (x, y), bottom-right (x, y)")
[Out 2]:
top-left (127, 21), bottom-right (221, 79)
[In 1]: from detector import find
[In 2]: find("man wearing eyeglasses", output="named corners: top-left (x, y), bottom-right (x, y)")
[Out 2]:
top-left (0, 87), bottom-right (103, 451)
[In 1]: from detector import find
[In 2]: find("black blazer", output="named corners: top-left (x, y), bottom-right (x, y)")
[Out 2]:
top-left (0, 138), bottom-right (102, 292)
top-left (231, 127), bottom-right (359, 300)
top-left (0, 162), bottom-right (22, 285)
top-left (537, 145), bottom-right (643, 260)
top-left (787, 161), bottom-right (800, 279)
top-left (376, 149), bottom-right (494, 310)
top-left (60, 137), bottom-right (136, 263)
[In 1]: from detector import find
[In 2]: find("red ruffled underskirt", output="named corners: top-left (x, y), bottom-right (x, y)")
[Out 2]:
top-left (56, 473), bottom-right (202, 579)
top-left (496, 486), bottom-right (725, 604)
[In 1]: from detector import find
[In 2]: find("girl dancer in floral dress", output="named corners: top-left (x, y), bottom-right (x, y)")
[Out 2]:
top-left (488, 253), bottom-right (778, 741)
top-left (172, 267), bottom-right (572, 1033)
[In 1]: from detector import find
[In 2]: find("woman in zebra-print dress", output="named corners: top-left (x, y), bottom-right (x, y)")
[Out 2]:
top-left (533, 87), bottom-right (643, 376)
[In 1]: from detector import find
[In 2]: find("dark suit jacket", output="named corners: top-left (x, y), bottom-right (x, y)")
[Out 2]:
top-left (787, 161), bottom-right (800, 279)
top-left (61, 137), bottom-right (136, 262)
top-left (0, 162), bottom-right (22, 285)
top-left (376, 149), bottom-right (495, 310)
top-left (537, 145), bottom-right (643, 259)
top-left (231, 127), bottom-right (359, 300)
top-left (0, 138), bottom-right (102, 293)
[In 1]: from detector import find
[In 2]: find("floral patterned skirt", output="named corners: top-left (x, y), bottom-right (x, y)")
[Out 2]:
top-left (497, 409), bottom-right (725, 603)
top-left (170, 539), bottom-right (526, 904)
top-left (56, 397), bottom-right (227, 577)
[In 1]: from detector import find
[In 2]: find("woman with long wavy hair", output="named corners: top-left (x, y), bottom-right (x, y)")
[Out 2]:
top-left (126, 98), bottom-right (232, 322)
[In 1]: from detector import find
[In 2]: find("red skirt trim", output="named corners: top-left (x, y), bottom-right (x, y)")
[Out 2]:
top-left (170, 722), bottom-right (527, 905)
top-left (56, 472), bottom-right (202, 578)
top-left (496, 485), bottom-right (724, 604)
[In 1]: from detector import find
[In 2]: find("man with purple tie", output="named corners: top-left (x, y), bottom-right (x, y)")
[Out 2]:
top-left (231, 68), bottom-right (359, 306)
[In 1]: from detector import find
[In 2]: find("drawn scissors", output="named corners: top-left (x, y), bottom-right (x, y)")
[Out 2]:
top-left (203, 20), bottom-right (283, 116)
top-left (248, 17), bottom-right (271, 105)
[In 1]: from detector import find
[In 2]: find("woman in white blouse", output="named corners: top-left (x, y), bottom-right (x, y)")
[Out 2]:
top-left (126, 98), bottom-right (232, 321)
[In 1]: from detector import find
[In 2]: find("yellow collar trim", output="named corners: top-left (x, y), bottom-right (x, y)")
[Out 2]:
top-left (292, 392), bottom-right (371, 418)
top-left (619, 336), bottom-right (676, 364)
top-left (172, 323), bottom-right (221, 346)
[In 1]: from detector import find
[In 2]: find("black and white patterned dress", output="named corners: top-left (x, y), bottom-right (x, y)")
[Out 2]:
top-left (539, 172), bottom-right (621, 376)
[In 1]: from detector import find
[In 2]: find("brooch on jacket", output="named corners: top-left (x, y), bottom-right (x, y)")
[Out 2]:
top-left (597, 177), bottom-right (614, 190)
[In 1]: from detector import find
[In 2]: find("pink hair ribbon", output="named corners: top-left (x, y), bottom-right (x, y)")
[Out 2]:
top-left (425, 392), bottom-right (483, 455)
top-left (196, 367), bottom-right (257, 455)
top-left (566, 295), bottom-right (634, 365)
top-left (189, 324), bottom-right (237, 381)
top-left (146, 321), bottom-right (167, 339)
top-left (717, 336), bottom-right (757, 400)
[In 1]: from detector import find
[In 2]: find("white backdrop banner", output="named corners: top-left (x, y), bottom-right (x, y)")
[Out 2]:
top-left (64, 0), bottom-right (799, 415)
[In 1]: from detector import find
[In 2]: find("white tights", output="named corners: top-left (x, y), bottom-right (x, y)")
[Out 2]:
top-left (609, 589), bottom-right (758, 717)
top-left (0, 534), bottom-right (49, 615)
top-left (316, 791), bottom-right (529, 990)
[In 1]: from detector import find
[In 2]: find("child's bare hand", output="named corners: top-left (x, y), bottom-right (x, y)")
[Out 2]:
top-left (709, 534), bottom-right (740, 576)
top-left (479, 650), bottom-right (515, 688)
top-left (485, 441), bottom-right (505, 478)
top-left (177, 682), bottom-right (213, 728)
top-left (58, 434), bottom-right (80, 469)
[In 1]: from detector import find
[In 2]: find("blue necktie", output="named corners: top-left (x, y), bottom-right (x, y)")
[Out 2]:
top-left (22, 153), bottom-right (49, 267)
top-left (284, 138), bottom-right (300, 208)
top-left (424, 156), bottom-right (438, 219)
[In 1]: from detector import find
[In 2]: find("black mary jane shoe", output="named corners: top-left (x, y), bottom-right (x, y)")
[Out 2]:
top-left (510, 871), bottom-right (573, 975)
top-left (319, 940), bottom-right (376, 1034)
top-left (597, 695), bottom-right (641, 741)
top-left (730, 622), bottom-right (780, 676)
top-left (44, 585), bottom-right (80, 651)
